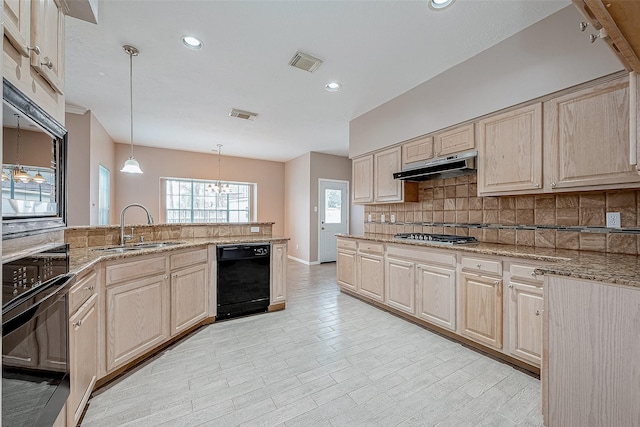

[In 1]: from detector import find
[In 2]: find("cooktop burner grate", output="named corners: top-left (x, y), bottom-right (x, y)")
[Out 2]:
top-left (393, 233), bottom-right (478, 245)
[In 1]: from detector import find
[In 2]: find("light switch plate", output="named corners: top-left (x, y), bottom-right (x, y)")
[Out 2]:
top-left (250, 226), bottom-right (260, 233)
top-left (606, 212), bottom-right (621, 228)
top-left (381, 214), bottom-right (385, 223)
top-left (368, 214), bottom-right (372, 222)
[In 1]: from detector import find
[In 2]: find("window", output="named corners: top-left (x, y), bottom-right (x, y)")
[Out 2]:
top-left (98, 165), bottom-right (110, 225)
top-left (164, 178), bottom-right (254, 224)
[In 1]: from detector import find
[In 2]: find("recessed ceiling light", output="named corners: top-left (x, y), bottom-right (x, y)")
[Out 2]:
top-left (325, 82), bottom-right (342, 92)
top-left (182, 36), bottom-right (203, 50)
top-left (429, 0), bottom-right (454, 10)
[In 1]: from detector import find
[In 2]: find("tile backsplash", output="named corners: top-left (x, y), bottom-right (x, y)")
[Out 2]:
top-left (363, 174), bottom-right (640, 254)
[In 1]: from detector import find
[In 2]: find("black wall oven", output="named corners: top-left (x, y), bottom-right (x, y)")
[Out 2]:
top-left (2, 244), bottom-right (74, 426)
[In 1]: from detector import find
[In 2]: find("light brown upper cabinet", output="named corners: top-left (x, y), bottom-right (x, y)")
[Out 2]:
top-left (374, 146), bottom-right (404, 203)
top-left (352, 155), bottom-right (374, 204)
top-left (31, 0), bottom-right (65, 95)
top-left (573, 0), bottom-right (640, 73)
top-left (434, 123), bottom-right (475, 157)
top-left (477, 103), bottom-right (543, 196)
top-left (352, 146), bottom-right (418, 204)
top-left (402, 135), bottom-right (434, 167)
top-left (4, 0), bottom-right (31, 57)
top-left (3, 0), bottom-right (66, 122)
top-left (544, 76), bottom-right (640, 190)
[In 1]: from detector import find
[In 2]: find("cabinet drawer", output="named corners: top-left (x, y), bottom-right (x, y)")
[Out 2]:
top-left (358, 241), bottom-right (384, 254)
top-left (69, 267), bottom-right (98, 314)
top-left (337, 239), bottom-right (357, 250)
top-left (170, 248), bottom-right (208, 270)
top-left (106, 255), bottom-right (167, 286)
top-left (461, 256), bottom-right (502, 275)
top-left (387, 245), bottom-right (456, 267)
top-left (510, 263), bottom-right (543, 284)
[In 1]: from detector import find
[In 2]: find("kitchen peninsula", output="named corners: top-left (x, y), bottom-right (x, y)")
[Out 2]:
top-left (17, 222), bottom-right (288, 427)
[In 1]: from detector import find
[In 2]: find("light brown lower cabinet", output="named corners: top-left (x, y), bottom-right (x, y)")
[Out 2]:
top-left (106, 274), bottom-right (170, 372)
top-left (357, 252), bottom-right (384, 302)
top-left (170, 264), bottom-right (208, 337)
top-left (507, 280), bottom-right (543, 366)
top-left (416, 263), bottom-right (456, 331)
top-left (337, 248), bottom-right (357, 291)
top-left (385, 257), bottom-right (415, 315)
top-left (270, 243), bottom-right (287, 305)
top-left (67, 294), bottom-right (97, 426)
top-left (459, 273), bottom-right (503, 349)
top-left (544, 275), bottom-right (640, 427)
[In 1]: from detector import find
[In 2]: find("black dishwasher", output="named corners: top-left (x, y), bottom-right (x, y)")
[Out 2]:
top-left (217, 244), bottom-right (270, 320)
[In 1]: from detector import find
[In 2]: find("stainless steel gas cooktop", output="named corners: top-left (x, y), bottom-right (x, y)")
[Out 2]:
top-left (393, 233), bottom-right (478, 245)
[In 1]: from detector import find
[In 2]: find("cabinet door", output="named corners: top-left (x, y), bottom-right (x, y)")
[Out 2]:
top-left (68, 294), bottom-right (97, 426)
top-left (374, 146), bottom-right (403, 203)
top-left (435, 123), bottom-right (475, 157)
top-left (545, 76), bottom-right (640, 189)
top-left (337, 249), bottom-right (357, 291)
top-left (416, 264), bottom-right (456, 331)
top-left (357, 253), bottom-right (384, 302)
top-left (385, 257), bottom-right (415, 315)
top-left (477, 103), bottom-right (543, 195)
top-left (402, 136), bottom-right (434, 166)
top-left (4, 0), bottom-right (31, 56)
top-left (508, 281), bottom-right (543, 366)
top-left (270, 243), bottom-right (287, 305)
top-left (460, 273), bottom-right (503, 349)
top-left (170, 264), bottom-right (208, 337)
top-left (352, 155), bottom-right (374, 204)
top-left (30, 0), bottom-right (65, 94)
top-left (106, 274), bottom-right (169, 372)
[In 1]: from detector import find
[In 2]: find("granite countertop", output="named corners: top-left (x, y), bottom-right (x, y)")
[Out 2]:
top-left (337, 233), bottom-right (640, 288)
top-left (69, 236), bottom-right (289, 274)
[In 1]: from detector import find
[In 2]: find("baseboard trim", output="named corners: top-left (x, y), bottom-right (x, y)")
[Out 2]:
top-left (287, 255), bottom-right (320, 265)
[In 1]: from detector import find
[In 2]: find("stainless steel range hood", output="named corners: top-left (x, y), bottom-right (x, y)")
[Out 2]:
top-left (393, 150), bottom-right (477, 181)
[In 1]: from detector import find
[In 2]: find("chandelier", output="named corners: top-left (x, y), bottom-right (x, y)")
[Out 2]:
top-left (207, 144), bottom-right (231, 193)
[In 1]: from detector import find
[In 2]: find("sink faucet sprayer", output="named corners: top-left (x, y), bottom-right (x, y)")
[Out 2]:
top-left (120, 203), bottom-right (154, 245)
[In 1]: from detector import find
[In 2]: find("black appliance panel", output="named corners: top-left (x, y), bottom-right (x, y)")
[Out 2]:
top-left (217, 244), bottom-right (270, 320)
top-left (2, 244), bottom-right (73, 427)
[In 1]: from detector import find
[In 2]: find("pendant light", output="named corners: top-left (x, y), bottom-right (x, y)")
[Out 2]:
top-left (120, 45), bottom-right (143, 174)
top-left (12, 115), bottom-right (31, 183)
top-left (32, 171), bottom-right (46, 184)
top-left (210, 144), bottom-right (230, 193)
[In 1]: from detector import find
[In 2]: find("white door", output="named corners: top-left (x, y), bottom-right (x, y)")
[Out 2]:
top-left (319, 180), bottom-right (349, 263)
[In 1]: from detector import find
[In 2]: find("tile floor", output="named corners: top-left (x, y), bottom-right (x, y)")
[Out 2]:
top-left (81, 261), bottom-right (543, 426)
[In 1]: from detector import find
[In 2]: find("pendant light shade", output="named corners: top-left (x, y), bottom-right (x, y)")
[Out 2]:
top-left (120, 44), bottom-right (143, 174)
top-left (32, 171), bottom-right (46, 184)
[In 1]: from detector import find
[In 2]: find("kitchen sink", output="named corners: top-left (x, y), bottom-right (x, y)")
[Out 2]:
top-left (93, 241), bottom-right (184, 253)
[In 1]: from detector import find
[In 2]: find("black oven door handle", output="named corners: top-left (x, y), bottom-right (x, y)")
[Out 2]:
top-left (2, 273), bottom-right (76, 337)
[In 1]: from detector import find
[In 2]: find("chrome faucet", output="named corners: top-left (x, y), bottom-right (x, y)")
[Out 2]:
top-left (120, 203), bottom-right (154, 245)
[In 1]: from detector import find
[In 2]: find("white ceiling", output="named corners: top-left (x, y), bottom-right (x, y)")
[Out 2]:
top-left (64, 0), bottom-right (569, 163)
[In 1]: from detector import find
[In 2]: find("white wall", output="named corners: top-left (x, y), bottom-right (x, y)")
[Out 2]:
top-left (349, 6), bottom-right (623, 157)
top-left (65, 112), bottom-right (92, 226)
top-left (89, 114), bottom-right (116, 224)
top-left (284, 153), bottom-right (311, 261)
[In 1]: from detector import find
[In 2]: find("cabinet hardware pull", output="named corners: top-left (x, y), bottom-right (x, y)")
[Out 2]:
top-left (74, 320), bottom-right (82, 327)
top-left (41, 59), bottom-right (54, 70)
top-left (579, 22), bottom-right (589, 32)
top-left (551, 182), bottom-right (557, 188)
top-left (83, 285), bottom-right (95, 291)
top-left (494, 281), bottom-right (499, 286)
top-left (535, 310), bottom-right (541, 316)
top-left (163, 275), bottom-right (168, 280)
top-left (530, 272), bottom-right (537, 277)
top-left (508, 283), bottom-right (513, 288)
top-left (534, 183), bottom-right (539, 188)
top-left (27, 45), bottom-right (41, 55)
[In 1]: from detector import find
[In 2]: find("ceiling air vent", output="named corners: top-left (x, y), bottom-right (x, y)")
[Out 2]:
top-left (229, 108), bottom-right (258, 121)
top-left (288, 51), bottom-right (323, 73)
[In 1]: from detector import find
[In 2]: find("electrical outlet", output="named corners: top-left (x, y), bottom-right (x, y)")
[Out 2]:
top-left (250, 226), bottom-right (260, 233)
top-left (390, 214), bottom-right (396, 223)
top-left (367, 214), bottom-right (372, 222)
top-left (380, 214), bottom-right (385, 223)
top-left (606, 212), bottom-right (621, 228)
